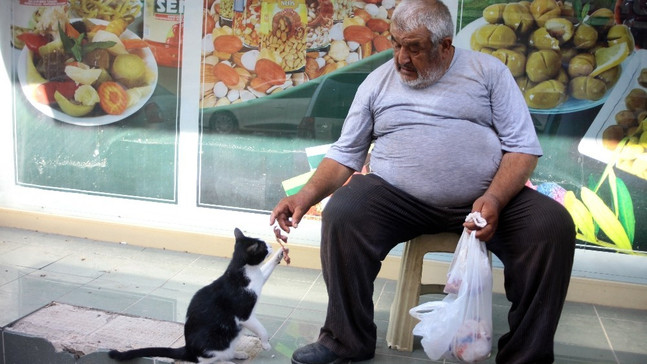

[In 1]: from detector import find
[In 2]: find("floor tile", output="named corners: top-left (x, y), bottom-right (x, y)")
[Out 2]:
top-left (601, 315), bottom-right (647, 358)
top-left (0, 244), bottom-right (71, 270)
top-left (0, 264), bottom-right (36, 286)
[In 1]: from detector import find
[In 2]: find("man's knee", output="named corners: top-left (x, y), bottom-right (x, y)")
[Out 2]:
top-left (322, 191), bottom-right (365, 227)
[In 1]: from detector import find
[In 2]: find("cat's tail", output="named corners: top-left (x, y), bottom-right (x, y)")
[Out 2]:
top-left (108, 346), bottom-right (197, 362)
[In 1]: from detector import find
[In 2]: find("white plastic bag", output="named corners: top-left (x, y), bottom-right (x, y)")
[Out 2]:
top-left (409, 214), bottom-right (493, 362)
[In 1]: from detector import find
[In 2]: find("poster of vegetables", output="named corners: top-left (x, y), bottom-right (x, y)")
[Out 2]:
top-left (10, 0), bottom-right (183, 201)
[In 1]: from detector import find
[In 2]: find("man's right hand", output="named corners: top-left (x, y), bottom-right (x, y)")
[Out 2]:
top-left (270, 194), bottom-right (310, 233)
top-left (269, 157), bottom-right (355, 233)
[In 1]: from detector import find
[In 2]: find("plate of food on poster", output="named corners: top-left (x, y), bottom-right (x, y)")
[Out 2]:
top-left (16, 12), bottom-right (157, 126)
top-left (453, 0), bottom-right (636, 115)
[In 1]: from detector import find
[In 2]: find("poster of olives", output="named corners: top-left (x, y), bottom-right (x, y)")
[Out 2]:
top-left (199, 0), bottom-right (647, 255)
top-left (10, 0), bottom-right (182, 202)
top-left (452, 0), bottom-right (646, 255)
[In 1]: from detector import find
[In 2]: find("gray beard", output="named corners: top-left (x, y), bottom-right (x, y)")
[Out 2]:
top-left (400, 66), bottom-right (445, 89)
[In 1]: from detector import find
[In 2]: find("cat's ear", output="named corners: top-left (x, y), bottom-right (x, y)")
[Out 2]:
top-left (234, 228), bottom-right (245, 240)
top-left (246, 242), bottom-right (260, 253)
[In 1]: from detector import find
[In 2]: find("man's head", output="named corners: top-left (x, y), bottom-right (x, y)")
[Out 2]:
top-left (390, 0), bottom-right (455, 88)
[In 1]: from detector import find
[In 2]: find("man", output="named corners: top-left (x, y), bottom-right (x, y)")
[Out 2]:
top-left (270, 0), bottom-right (576, 363)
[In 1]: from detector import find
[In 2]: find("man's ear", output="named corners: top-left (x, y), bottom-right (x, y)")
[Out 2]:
top-left (441, 37), bottom-right (453, 51)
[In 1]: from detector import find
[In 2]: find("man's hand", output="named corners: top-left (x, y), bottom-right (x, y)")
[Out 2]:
top-left (465, 152), bottom-right (538, 241)
top-left (270, 194), bottom-right (311, 233)
top-left (464, 193), bottom-right (500, 241)
top-left (269, 158), bottom-right (355, 233)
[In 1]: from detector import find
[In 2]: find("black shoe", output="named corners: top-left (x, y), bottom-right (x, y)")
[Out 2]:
top-left (291, 342), bottom-right (350, 364)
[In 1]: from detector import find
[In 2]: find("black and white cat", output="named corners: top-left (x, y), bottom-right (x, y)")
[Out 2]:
top-left (109, 228), bottom-right (285, 363)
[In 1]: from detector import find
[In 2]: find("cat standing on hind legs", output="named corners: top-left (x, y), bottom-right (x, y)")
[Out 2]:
top-left (109, 228), bottom-right (287, 363)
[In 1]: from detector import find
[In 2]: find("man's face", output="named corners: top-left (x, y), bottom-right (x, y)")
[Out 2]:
top-left (390, 26), bottom-right (451, 88)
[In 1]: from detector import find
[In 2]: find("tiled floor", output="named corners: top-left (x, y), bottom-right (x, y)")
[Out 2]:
top-left (1, 226), bottom-right (646, 364)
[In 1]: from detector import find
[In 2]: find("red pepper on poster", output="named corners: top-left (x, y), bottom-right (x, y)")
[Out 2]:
top-left (17, 33), bottom-right (48, 53)
top-left (33, 81), bottom-right (79, 105)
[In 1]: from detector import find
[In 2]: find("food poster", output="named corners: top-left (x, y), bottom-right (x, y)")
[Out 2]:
top-left (455, 0), bottom-right (646, 254)
top-left (10, 0), bottom-right (183, 202)
top-left (197, 0), bottom-right (399, 211)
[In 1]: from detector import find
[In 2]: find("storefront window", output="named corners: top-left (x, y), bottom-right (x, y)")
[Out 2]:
top-left (6, 0), bottom-right (646, 256)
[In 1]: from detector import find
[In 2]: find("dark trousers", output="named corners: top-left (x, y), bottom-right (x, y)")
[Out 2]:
top-left (317, 173), bottom-right (575, 364)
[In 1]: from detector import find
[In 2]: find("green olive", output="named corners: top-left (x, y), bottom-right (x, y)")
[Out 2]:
top-left (516, 76), bottom-right (537, 93)
top-left (560, 1), bottom-right (575, 19)
top-left (544, 17), bottom-right (574, 43)
top-left (637, 110), bottom-right (647, 124)
top-left (503, 3), bottom-right (534, 34)
top-left (559, 47), bottom-right (578, 66)
top-left (589, 8), bottom-right (615, 33)
top-left (595, 66), bottom-right (620, 87)
top-left (492, 49), bottom-right (527, 77)
top-left (615, 110), bottom-right (637, 128)
top-left (625, 88), bottom-right (647, 111)
top-left (573, 23), bottom-right (598, 49)
top-left (602, 124), bottom-right (626, 150)
top-left (607, 25), bottom-right (635, 52)
top-left (555, 68), bottom-right (569, 84)
top-left (530, 0), bottom-right (561, 27)
top-left (569, 76), bottom-right (607, 100)
top-left (511, 43), bottom-right (528, 54)
top-left (480, 48), bottom-right (495, 55)
top-left (526, 50), bottom-right (561, 82)
top-left (530, 27), bottom-right (560, 50)
top-left (473, 24), bottom-right (517, 49)
top-left (638, 68), bottom-right (647, 87)
top-left (524, 79), bottom-right (567, 109)
top-left (568, 53), bottom-right (595, 78)
top-left (483, 3), bottom-right (506, 24)
top-left (519, 1), bottom-right (532, 10)
top-left (470, 31), bottom-right (485, 51)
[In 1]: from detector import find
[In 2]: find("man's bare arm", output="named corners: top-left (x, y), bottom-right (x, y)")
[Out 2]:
top-left (485, 152), bottom-right (538, 209)
top-left (270, 158), bottom-right (355, 231)
top-left (466, 152), bottom-right (538, 241)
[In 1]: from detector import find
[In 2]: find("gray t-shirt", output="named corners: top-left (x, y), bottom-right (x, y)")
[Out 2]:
top-left (326, 47), bottom-right (542, 207)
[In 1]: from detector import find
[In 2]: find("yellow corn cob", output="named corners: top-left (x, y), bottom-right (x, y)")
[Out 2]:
top-left (105, 18), bottom-right (129, 36)
top-left (580, 187), bottom-right (632, 251)
top-left (564, 190), bottom-right (596, 242)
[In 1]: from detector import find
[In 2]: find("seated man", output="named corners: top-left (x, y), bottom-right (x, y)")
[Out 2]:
top-left (270, 0), bottom-right (576, 363)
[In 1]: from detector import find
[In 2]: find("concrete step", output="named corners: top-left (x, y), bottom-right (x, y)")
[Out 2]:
top-left (1, 302), bottom-right (262, 364)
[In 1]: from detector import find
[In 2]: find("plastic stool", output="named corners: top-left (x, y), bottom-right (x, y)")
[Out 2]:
top-left (386, 232), bottom-right (460, 352)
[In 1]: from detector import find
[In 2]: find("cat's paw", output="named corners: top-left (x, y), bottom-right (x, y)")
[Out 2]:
top-left (234, 351), bottom-right (249, 360)
top-left (274, 250), bottom-right (284, 264)
top-left (261, 340), bottom-right (272, 351)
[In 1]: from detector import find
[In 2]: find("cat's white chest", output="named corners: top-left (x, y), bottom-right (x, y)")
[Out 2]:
top-left (243, 265), bottom-right (264, 295)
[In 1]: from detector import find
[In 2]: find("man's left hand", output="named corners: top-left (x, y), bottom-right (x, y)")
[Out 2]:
top-left (464, 193), bottom-right (501, 241)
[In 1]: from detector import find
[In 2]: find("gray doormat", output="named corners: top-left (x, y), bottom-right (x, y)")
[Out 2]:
top-left (3, 301), bottom-right (263, 363)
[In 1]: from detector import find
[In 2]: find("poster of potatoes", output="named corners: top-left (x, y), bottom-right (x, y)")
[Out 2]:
top-left (199, 0), bottom-right (395, 111)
